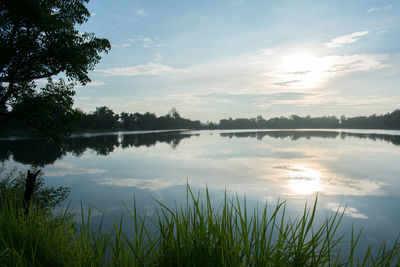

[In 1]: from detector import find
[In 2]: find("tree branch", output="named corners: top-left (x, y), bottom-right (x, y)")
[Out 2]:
top-left (0, 68), bottom-right (62, 83)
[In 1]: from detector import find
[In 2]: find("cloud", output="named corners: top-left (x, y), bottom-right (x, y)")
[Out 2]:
top-left (325, 202), bottom-right (368, 219)
top-left (367, 7), bottom-right (379, 13)
top-left (112, 36), bottom-right (154, 49)
top-left (127, 35), bottom-right (156, 48)
top-left (272, 53), bottom-right (387, 89)
top-left (86, 81), bottom-right (105, 87)
top-left (198, 92), bottom-right (314, 102)
top-left (111, 43), bottom-right (131, 48)
top-left (325, 31), bottom-right (369, 48)
top-left (128, 36), bottom-right (152, 43)
top-left (96, 178), bottom-right (185, 191)
top-left (325, 54), bottom-right (387, 73)
top-left (92, 47), bottom-right (388, 118)
top-left (76, 96), bottom-right (92, 100)
top-left (367, 5), bottom-right (393, 13)
top-left (153, 53), bottom-right (163, 62)
top-left (75, 81), bottom-right (104, 87)
top-left (94, 62), bottom-right (189, 76)
top-left (260, 49), bottom-right (274, 56)
top-left (135, 8), bottom-right (147, 17)
top-left (45, 162), bottom-right (105, 177)
top-left (273, 80), bottom-right (302, 86)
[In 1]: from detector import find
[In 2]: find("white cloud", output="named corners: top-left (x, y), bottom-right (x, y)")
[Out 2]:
top-left (324, 54), bottom-right (386, 73)
top-left (367, 5), bottom-right (393, 13)
top-left (135, 8), bottom-right (147, 17)
top-left (181, 49), bottom-right (386, 92)
top-left (111, 43), bottom-right (131, 48)
top-left (112, 36), bottom-right (153, 48)
top-left (97, 177), bottom-right (185, 191)
top-left (260, 49), bottom-right (274, 56)
top-left (127, 35), bottom-right (155, 48)
top-left (386, 4), bottom-right (393, 10)
top-left (91, 12), bottom-right (96, 16)
top-left (75, 81), bottom-right (105, 88)
top-left (273, 53), bottom-right (387, 89)
top-left (87, 81), bottom-right (105, 87)
top-left (45, 162), bottom-right (105, 177)
top-left (325, 31), bottom-right (369, 48)
top-left (94, 62), bottom-right (189, 76)
top-left (91, 47), bottom-right (388, 119)
top-left (326, 202), bottom-right (368, 219)
top-left (153, 53), bottom-right (163, 62)
top-left (76, 96), bottom-right (92, 100)
top-left (128, 36), bottom-right (152, 43)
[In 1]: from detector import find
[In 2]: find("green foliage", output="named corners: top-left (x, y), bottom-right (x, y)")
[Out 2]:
top-left (0, 0), bottom-right (111, 88)
top-left (74, 106), bottom-right (203, 132)
top-left (1, 183), bottom-right (399, 266)
top-left (0, 196), bottom-right (78, 266)
top-left (0, 0), bottom-right (110, 140)
top-left (218, 110), bottom-right (400, 130)
top-left (10, 79), bottom-right (81, 142)
top-left (0, 166), bottom-right (70, 211)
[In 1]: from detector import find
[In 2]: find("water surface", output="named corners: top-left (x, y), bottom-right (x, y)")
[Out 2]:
top-left (1, 129), bottom-right (400, 248)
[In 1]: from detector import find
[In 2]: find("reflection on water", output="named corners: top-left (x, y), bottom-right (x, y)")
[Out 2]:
top-left (220, 130), bottom-right (400, 146)
top-left (1, 129), bottom-right (400, 248)
top-left (286, 166), bottom-right (322, 195)
top-left (0, 131), bottom-right (198, 166)
top-left (1, 129), bottom-right (399, 166)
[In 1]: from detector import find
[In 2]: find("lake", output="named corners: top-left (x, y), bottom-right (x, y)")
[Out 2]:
top-left (1, 129), bottom-right (400, 250)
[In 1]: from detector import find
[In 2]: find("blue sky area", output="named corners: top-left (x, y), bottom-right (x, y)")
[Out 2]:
top-left (65, 0), bottom-right (400, 121)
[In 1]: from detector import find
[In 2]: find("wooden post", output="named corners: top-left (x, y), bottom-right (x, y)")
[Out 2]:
top-left (23, 170), bottom-right (40, 214)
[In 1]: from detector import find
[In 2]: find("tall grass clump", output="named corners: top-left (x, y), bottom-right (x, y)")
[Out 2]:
top-left (142, 187), bottom-right (400, 266)
top-left (1, 167), bottom-right (399, 266)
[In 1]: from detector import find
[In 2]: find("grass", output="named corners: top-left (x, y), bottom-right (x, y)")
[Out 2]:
top-left (1, 185), bottom-right (399, 266)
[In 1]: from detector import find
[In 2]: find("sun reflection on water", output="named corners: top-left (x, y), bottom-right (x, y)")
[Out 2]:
top-left (287, 166), bottom-right (322, 195)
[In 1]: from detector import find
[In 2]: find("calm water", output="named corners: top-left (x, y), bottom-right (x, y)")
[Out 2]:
top-left (1, 129), bottom-right (400, 248)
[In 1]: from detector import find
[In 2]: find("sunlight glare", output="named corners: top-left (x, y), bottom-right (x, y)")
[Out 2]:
top-left (277, 52), bottom-right (331, 88)
top-left (287, 166), bottom-right (322, 195)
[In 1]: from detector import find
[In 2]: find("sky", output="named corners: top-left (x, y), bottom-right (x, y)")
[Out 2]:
top-left (68, 0), bottom-right (400, 122)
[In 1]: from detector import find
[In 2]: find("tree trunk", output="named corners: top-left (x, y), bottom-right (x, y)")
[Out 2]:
top-left (23, 169), bottom-right (40, 214)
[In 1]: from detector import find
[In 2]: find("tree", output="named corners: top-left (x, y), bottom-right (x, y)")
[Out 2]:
top-left (168, 107), bottom-right (181, 119)
top-left (0, 0), bottom-right (111, 138)
top-left (0, 0), bottom-right (110, 206)
top-left (92, 106), bottom-right (119, 130)
top-left (11, 78), bottom-right (80, 141)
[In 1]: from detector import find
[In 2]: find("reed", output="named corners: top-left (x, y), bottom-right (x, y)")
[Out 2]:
top-left (1, 185), bottom-right (399, 266)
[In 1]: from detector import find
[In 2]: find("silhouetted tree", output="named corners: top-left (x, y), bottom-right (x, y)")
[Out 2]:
top-left (92, 106), bottom-right (119, 130)
top-left (0, 0), bottom-right (110, 140)
top-left (0, 0), bottom-right (110, 206)
top-left (168, 107), bottom-right (181, 119)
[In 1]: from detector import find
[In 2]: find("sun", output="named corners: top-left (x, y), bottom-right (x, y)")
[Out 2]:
top-left (277, 52), bottom-right (330, 88)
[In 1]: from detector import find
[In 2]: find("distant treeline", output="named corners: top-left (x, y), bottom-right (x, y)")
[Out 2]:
top-left (1, 106), bottom-right (400, 134)
top-left (1, 107), bottom-right (202, 134)
top-left (219, 109), bottom-right (400, 130)
top-left (74, 107), bottom-right (202, 131)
